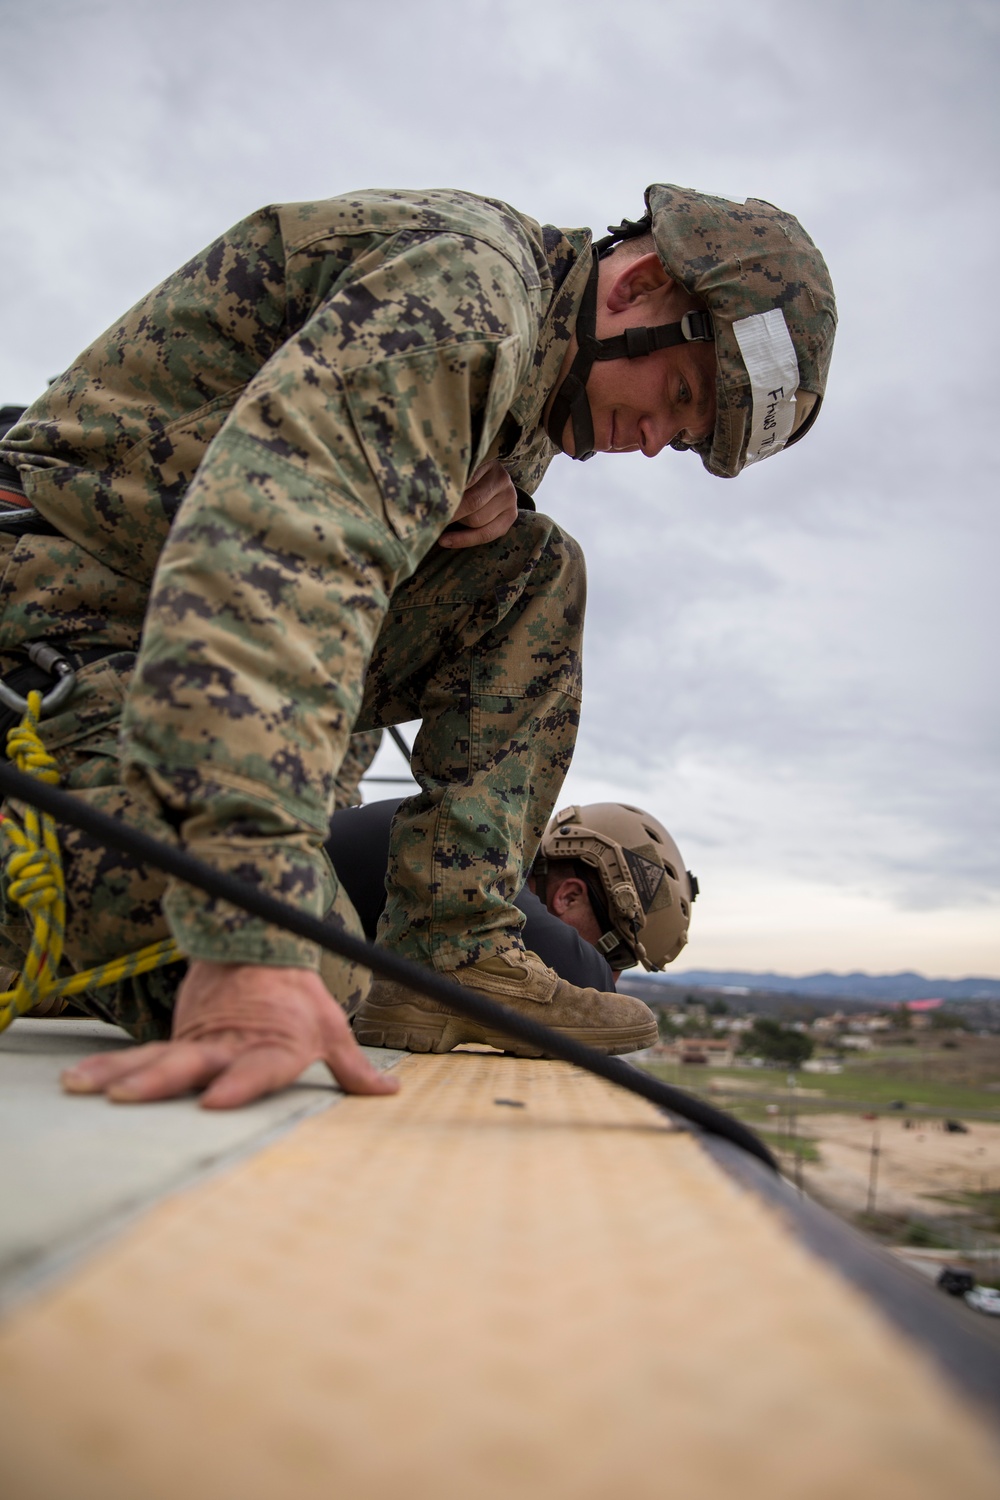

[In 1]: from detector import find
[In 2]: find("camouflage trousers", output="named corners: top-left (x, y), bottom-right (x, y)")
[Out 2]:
top-left (0, 512), bottom-right (584, 1040)
top-left (333, 729), bottom-right (385, 810)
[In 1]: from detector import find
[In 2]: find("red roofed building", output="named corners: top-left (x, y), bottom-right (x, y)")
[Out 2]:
top-left (903, 997), bottom-right (944, 1030)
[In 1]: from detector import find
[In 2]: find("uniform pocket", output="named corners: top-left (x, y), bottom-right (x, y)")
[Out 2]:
top-left (343, 336), bottom-right (521, 551)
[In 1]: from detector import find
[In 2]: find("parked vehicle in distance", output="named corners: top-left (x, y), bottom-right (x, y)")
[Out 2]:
top-left (937, 1267), bottom-right (975, 1297)
top-left (964, 1286), bottom-right (1000, 1317)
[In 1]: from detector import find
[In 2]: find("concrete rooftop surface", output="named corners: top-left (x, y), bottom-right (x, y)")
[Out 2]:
top-left (0, 1016), bottom-right (405, 1310)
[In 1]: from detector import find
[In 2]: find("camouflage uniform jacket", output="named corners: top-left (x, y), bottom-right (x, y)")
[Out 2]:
top-left (0, 191), bottom-right (593, 965)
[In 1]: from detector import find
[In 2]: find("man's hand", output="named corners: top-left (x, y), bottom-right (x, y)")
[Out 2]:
top-left (60, 960), bottom-right (400, 1109)
top-left (439, 460), bottom-right (519, 548)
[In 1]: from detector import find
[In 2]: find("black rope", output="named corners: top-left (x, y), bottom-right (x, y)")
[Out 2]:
top-left (387, 725), bottom-right (412, 762)
top-left (0, 761), bottom-right (777, 1172)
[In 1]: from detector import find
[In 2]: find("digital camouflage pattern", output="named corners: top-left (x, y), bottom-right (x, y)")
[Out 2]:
top-left (333, 729), bottom-right (385, 809)
top-left (644, 183), bottom-right (837, 479)
top-left (0, 190), bottom-right (593, 1035)
top-left (0, 513), bottom-right (584, 1040)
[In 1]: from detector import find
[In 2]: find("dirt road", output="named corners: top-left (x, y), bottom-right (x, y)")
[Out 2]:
top-left (799, 1112), bottom-right (1000, 1222)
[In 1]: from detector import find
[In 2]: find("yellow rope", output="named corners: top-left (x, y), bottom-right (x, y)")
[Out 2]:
top-left (0, 690), bottom-right (182, 1032)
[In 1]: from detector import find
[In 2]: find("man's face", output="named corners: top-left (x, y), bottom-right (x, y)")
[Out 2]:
top-left (549, 251), bottom-right (717, 459)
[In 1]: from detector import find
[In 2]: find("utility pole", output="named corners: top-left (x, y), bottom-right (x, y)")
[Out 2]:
top-left (866, 1120), bottom-right (881, 1216)
top-left (787, 1072), bottom-right (802, 1191)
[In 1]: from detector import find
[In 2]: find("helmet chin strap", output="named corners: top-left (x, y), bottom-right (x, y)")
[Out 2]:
top-left (545, 245), bottom-right (714, 462)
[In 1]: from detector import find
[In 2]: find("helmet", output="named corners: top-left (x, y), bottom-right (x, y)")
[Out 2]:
top-left (645, 184), bottom-right (836, 477)
top-left (546, 182), bottom-right (836, 477)
top-left (535, 803), bottom-right (698, 971)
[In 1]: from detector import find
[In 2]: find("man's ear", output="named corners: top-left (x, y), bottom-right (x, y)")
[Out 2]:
top-left (550, 877), bottom-right (589, 917)
top-left (605, 252), bottom-right (673, 314)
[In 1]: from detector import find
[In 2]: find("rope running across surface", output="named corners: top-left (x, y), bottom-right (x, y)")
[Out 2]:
top-left (0, 708), bottom-right (778, 1172)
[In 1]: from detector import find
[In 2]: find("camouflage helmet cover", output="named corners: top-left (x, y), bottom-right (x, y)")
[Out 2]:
top-left (645, 183), bottom-right (837, 478)
top-left (538, 802), bottom-right (697, 971)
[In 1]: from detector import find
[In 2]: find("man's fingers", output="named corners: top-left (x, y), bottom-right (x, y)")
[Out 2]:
top-left (451, 490), bottom-right (506, 526)
top-left (324, 1028), bottom-right (401, 1096)
top-left (459, 461), bottom-right (503, 505)
top-left (459, 482), bottom-right (503, 515)
top-left (439, 514), bottom-right (514, 548)
top-left (63, 1040), bottom-right (231, 1103)
top-left (59, 966), bottom-right (401, 1112)
top-left (61, 1042), bottom-right (172, 1094)
top-left (442, 466), bottom-right (518, 548)
top-left (444, 460), bottom-right (517, 545)
top-left (198, 1045), bottom-right (306, 1110)
top-left (104, 1041), bottom-right (234, 1102)
top-left (199, 1027), bottom-right (400, 1110)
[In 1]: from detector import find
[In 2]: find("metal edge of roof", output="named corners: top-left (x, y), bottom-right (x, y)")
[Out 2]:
top-left (700, 1130), bottom-right (1000, 1427)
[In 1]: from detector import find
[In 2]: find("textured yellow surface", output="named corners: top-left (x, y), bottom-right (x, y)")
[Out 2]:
top-left (1, 1053), bottom-right (998, 1500)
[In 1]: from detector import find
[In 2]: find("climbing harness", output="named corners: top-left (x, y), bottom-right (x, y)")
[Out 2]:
top-left (0, 691), bottom-right (182, 1032)
top-left (0, 745), bottom-right (778, 1172)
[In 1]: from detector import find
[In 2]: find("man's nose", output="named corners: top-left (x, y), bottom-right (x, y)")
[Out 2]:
top-left (640, 415), bottom-right (680, 458)
top-left (645, 409), bottom-right (713, 457)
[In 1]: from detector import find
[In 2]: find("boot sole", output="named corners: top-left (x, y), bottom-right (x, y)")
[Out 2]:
top-left (353, 1001), bottom-right (657, 1058)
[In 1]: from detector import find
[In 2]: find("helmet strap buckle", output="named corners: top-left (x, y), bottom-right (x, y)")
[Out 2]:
top-left (680, 309), bottom-right (713, 342)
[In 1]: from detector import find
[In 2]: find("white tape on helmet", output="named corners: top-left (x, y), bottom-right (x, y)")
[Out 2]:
top-left (733, 308), bottom-right (800, 466)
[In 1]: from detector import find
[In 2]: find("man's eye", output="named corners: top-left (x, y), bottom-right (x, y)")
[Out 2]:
top-left (679, 380), bottom-right (690, 403)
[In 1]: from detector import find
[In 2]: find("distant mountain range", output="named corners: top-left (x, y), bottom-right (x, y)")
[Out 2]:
top-left (649, 970), bottom-right (1000, 1002)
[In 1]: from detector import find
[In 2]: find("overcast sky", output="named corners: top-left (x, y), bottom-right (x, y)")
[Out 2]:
top-left (3, 0), bottom-right (998, 977)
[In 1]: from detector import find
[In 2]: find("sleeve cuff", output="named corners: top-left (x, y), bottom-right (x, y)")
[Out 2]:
top-left (162, 839), bottom-right (335, 969)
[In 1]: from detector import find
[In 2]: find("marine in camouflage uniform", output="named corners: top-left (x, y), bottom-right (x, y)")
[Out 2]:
top-left (0, 191), bottom-right (593, 1038)
top-left (0, 184), bottom-right (835, 1078)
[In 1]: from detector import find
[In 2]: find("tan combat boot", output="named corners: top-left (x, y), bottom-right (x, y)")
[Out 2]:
top-left (352, 950), bottom-right (658, 1057)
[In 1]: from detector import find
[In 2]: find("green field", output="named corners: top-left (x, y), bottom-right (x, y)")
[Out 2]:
top-left (643, 1042), bottom-right (1000, 1121)
top-left (924, 1189), bottom-right (1000, 1233)
top-left (754, 1128), bottom-right (821, 1163)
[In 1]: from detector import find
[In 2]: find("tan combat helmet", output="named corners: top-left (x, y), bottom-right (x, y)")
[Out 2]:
top-left (547, 183), bottom-right (836, 476)
top-left (535, 803), bottom-right (698, 971)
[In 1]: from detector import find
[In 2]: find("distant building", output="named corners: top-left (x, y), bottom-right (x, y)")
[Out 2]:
top-left (903, 997), bottom-right (944, 1032)
top-left (811, 1010), bottom-right (894, 1038)
top-left (655, 1037), bottom-right (736, 1067)
top-left (845, 1013), bottom-right (892, 1033)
